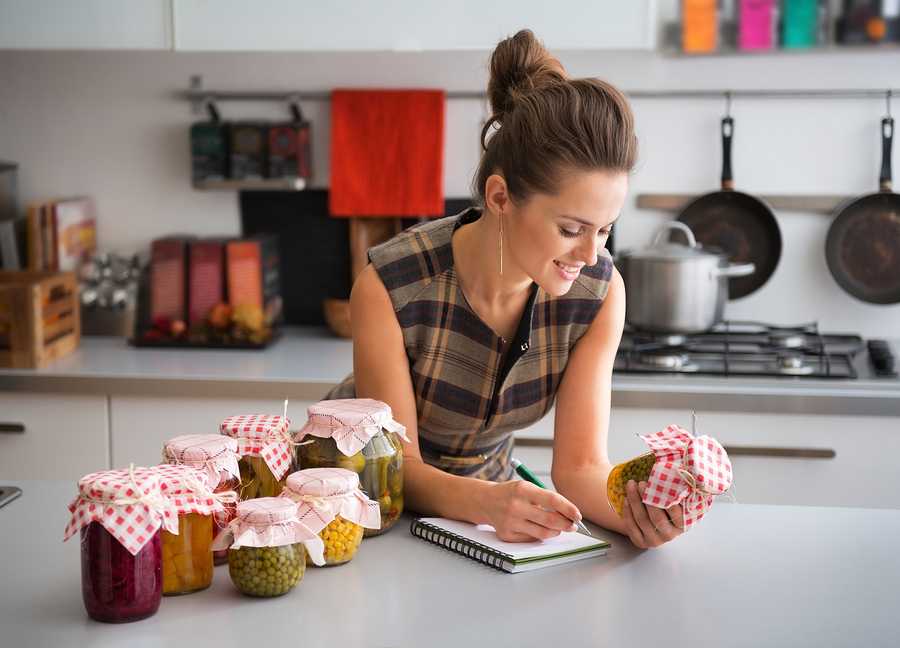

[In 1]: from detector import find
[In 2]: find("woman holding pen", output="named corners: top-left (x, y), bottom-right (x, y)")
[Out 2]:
top-left (326, 29), bottom-right (684, 549)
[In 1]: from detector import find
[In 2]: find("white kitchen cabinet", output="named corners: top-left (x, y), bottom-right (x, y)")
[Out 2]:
top-left (0, 393), bottom-right (108, 480)
top-left (173, 0), bottom-right (656, 52)
top-left (0, 0), bottom-right (171, 50)
top-left (110, 396), bottom-right (315, 468)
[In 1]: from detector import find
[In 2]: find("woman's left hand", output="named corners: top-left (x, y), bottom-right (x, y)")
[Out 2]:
top-left (621, 479), bottom-right (684, 549)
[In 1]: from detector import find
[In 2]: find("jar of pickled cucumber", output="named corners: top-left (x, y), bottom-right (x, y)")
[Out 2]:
top-left (281, 468), bottom-right (381, 566)
top-left (162, 434), bottom-right (241, 566)
top-left (295, 398), bottom-right (408, 536)
top-left (212, 497), bottom-right (325, 597)
top-left (145, 464), bottom-right (225, 596)
top-left (64, 467), bottom-right (178, 623)
top-left (606, 424), bottom-right (734, 531)
top-left (220, 413), bottom-right (296, 500)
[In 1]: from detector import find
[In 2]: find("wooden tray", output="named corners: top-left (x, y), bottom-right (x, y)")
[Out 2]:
top-left (0, 271), bottom-right (80, 368)
top-left (128, 328), bottom-right (282, 350)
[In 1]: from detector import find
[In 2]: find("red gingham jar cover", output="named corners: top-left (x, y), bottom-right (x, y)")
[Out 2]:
top-left (281, 468), bottom-right (381, 534)
top-left (211, 497), bottom-right (325, 566)
top-left (638, 425), bottom-right (733, 531)
top-left (219, 414), bottom-right (294, 480)
top-left (163, 433), bottom-right (240, 487)
top-left (296, 398), bottom-right (409, 456)
top-left (64, 466), bottom-right (179, 556)
top-left (139, 464), bottom-right (229, 517)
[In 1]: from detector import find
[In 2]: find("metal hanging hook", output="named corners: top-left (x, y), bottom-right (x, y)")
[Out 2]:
top-left (724, 91), bottom-right (733, 118)
top-left (887, 90), bottom-right (893, 118)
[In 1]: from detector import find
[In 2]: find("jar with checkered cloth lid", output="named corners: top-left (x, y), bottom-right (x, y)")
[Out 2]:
top-left (220, 412), bottom-right (297, 500)
top-left (606, 424), bottom-right (733, 531)
top-left (64, 466), bottom-right (179, 623)
top-left (281, 467), bottom-right (381, 566)
top-left (212, 497), bottom-right (325, 597)
top-left (295, 398), bottom-right (409, 536)
top-left (163, 433), bottom-right (241, 566)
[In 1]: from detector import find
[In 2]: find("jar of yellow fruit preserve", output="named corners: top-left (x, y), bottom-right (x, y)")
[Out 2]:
top-left (607, 424), bottom-right (733, 530)
top-left (281, 468), bottom-right (381, 566)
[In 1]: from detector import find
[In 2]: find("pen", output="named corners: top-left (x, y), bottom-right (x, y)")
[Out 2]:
top-left (510, 458), bottom-right (593, 537)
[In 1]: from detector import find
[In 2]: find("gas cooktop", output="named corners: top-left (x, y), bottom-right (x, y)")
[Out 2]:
top-left (614, 321), bottom-right (895, 379)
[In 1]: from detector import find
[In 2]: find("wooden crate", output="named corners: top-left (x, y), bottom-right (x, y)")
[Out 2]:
top-left (0, 271), bottom-right (81, 368)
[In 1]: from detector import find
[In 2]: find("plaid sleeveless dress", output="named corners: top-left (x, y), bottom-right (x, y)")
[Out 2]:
top-left (325, 207), bottom-right (614, 482)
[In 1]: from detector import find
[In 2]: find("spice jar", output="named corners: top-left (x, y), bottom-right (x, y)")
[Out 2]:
top-left (144, 464), bottom-right (227, 595)
top-left (221, 413), bottom-right (295, 500)
top-left (64, 466), bottom-right (178, 623)
top-left (212, 497), bottom-right (325, 597)
top-left (281, 468), bottom-right (381, 566)
top-left (607, 424), bottom-right (733, 530)
top-left (163, 433), bottom-right (241, 565)
top-left (296, 398), bottom-right (408, 536)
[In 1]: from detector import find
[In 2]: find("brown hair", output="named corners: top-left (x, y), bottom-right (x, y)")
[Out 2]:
top-left (473, 29), bottom-right (638, 207)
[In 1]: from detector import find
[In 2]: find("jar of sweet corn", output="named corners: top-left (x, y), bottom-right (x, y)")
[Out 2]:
top-left (64, 466), bottom-right (178, 623)
top-left (606, 424), bottom-right (734, 531)
top-left (212, 497), bottom-right (325, 597)
top-left (220, 412), bottom-right (296, 500)
top-left (281, 467), bottom-right (381, 566)
top-left (163, 433), bottom-right (241, 565)
top-left (295, 398), bottom-right (408, 536)
top-left (145, 464), bottom-right (225, 596)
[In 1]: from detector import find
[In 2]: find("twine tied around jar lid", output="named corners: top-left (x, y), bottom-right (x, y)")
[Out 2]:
top-left (637, 424), bottom-right (733, 531)
top-left (281, 468), bottom-right (381, 534)
top-left (63, 464), bottom-right (180, 555)
top-left (163, 433), bottom-right (241, 486)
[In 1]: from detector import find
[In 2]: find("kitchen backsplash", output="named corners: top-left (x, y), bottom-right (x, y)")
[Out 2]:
top-left (1, 48), bottom-right (899, 335)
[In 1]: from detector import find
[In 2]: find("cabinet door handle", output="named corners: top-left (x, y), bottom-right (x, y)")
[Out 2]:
top-left (514, 438), bottom-right (553, 448)
top-left (723, 445), bottom-right (835, 459)
top-left (0, 423), bottom-right (26, 434)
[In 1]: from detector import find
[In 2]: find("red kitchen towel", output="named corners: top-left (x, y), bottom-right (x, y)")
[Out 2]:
top-left (329, 89), bottom-right (445, 218)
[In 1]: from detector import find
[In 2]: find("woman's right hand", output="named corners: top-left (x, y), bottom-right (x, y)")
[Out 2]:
top-left (479, 480), bottom-right (583, 542)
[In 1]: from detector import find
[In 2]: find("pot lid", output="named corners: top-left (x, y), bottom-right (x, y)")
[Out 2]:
top-left (622, 222), bottom-right (723, 262)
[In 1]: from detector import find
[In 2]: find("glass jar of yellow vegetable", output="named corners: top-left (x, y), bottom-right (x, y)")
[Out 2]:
top-left (295, 399), bottom-right (409, 536)
top-left (212, 497), bottom-right (325, 597)
top-left (280, 467), bottom-right (381, 566)
top-left (162, 433), bottom-right (241, 566)
top-left (144, 464), bottom-right (226, 596)
top-left (220, 412), bottom-right (296, 500)
top-left (606, 424), bottom-right (734, 531)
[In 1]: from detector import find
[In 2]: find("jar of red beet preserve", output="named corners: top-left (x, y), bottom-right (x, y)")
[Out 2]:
top-left (64, 466), bottom-right (178, 623)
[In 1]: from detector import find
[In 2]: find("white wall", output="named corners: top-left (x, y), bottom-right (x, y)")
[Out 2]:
top-left (1, 46), bottom-right (898, 336)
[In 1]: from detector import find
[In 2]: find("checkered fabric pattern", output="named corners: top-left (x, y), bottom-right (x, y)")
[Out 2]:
top-left (64, 467), bottom-right (179, 556)
top-left (163, 433), bottom-right (241, 487)
top-left (638, 425), bottom-right (733, 530)
top-left (138, 464), bottom-right (225, 517)
top-left (220, 414), bottom-right (293, 480)
top-left (281, 467), bottom-right (381, 533)
top-left (297, 398), bottom-right (408, 457)
top-left (325, 207), bottom-right (614, 481)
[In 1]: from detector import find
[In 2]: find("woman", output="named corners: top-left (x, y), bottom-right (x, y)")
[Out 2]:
top-left (327, 29), bottom-right (683, 549)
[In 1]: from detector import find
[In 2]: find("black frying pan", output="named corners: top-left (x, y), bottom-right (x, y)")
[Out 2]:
top-left (677, 117), bottom-right (782, 299)
top-left (825, 117), bottom-right (900, 305)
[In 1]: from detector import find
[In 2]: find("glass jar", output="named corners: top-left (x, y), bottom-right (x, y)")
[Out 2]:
top-left (606, 452), bottom-right (656, 516)
top-left (238, 455), bottom-right (288, 499)
top-left (220, 413), bottom-right (295, 501)
top-left (80, 522), bottom-right (162, 623)
top-left (161, 512), bottom-right (213, 595)
top-left (227, 543), bottom-right (306, 597)
top-left (319, 516), bottom-right (364, 566)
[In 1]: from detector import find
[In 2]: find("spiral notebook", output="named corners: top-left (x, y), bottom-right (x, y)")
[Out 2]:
top-left (410, 517), bottom-right (610, 573)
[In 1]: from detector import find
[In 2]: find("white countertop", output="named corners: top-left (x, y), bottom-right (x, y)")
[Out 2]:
top-left (1, 327), bottom-right (898, 414)
top-left (1, 480), bottom-right (897, 648)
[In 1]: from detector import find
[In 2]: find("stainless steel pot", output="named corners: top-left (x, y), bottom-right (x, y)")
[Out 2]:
top-left (616, 222), bottom-right (755, 334)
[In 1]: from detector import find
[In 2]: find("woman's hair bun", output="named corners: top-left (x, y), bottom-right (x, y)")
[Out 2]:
top-left (486, 29), bottom-right (567, 120)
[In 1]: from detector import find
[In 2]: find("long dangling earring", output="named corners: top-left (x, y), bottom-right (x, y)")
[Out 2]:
top-left (498, 210), bottom-right (504, 277)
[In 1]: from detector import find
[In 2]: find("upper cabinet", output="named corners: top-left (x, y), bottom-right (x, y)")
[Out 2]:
top-left (0, 0), bottom-right (172, 50)
top-left (0, 0), bottom-right (656, 52)
top-left (174, 0), bottom-right (657, 52)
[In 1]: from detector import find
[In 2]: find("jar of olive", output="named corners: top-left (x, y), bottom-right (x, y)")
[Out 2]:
top-left (212, 498), bottom-right (325, 597)
top-left (162, 434), bottom-right (241, 566)
top-left (281, 468), bottom-right (380, 566)
top-left (295, 399), bottom-right (408, 536)
top-left (64, 467), bottom-right (178, 623)
top-left (220, 413), bottom-right (296, 500)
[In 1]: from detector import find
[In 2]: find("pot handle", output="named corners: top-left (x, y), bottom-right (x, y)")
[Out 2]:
top-left (651, 221), bottom-right (697, 248)
top-left (714, 262), bottom-right (756, 278)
